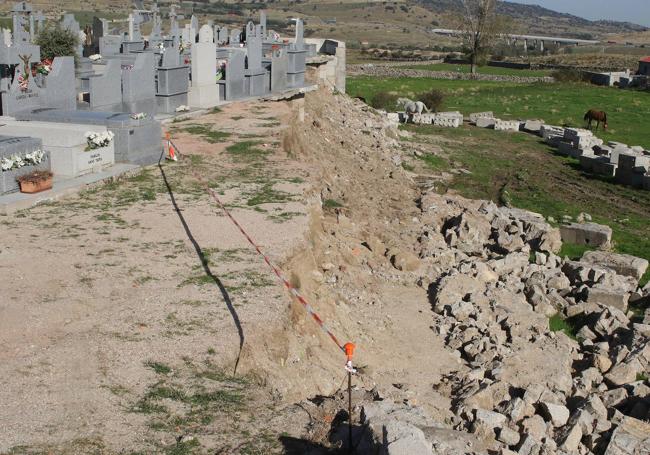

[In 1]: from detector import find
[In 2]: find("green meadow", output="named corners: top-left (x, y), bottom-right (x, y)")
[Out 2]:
top-left (348, 77), bottom-right (650, 149)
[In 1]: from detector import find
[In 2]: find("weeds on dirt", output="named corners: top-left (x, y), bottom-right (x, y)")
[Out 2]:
top-left (226, 141), bottom-right (269, 161)
top-left (145, 361), bottom-right (172, 375)
top-left (246, 183), bottom-right (293, 206)
top-left (549, 314), bottom-right (578, 340)
top-left (132, 358), bottom-right (248, 442)
top-left (181, 124), bottom-right (232, 143)
top-left (322, 199), bottom-right (344, 209)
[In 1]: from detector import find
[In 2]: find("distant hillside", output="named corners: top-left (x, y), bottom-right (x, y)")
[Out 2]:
top-left (417, 0), bottom-right (647, 39)
top-left (1, 0), bottom-right (647, 45)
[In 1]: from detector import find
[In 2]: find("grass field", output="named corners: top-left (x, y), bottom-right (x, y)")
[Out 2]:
top-left (403, 63), bottom-right (552, 78)
top-left (402, 123), bottom-right (650, 285)
top-left (348, 77), bottom-right (650, 149)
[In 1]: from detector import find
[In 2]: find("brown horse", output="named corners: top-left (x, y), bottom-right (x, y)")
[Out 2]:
top-left (584, 109), bottom-right (608, 131)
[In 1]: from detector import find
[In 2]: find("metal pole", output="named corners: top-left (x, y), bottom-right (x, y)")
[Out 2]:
top-left (348, 370), bottom-right (353, 453)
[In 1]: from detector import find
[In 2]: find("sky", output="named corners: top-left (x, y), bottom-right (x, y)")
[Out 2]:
top-left (507, 0), bottom-right (650, 27)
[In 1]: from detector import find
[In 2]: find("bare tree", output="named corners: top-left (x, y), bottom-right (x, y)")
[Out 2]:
top-left (460, 0), bottom-right (503, 75)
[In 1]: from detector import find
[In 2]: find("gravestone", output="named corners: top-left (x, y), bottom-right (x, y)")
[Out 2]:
top-left (217, 26), bottom-right (228, 45)
top-left (1, 54), bottom-right (43, 115)
top-left (190, 15), bottom-right (199, 42)
top-left (15, 109), bottom-right (163, 166)
top-left (99, 35), bottom-right (122, 56)
top-left (44, 57), bottom-right (76, 110)
top-left (230, 29), bottom-right (241, 44)
top-left (61, 14), bottom-right (83, 56)
top-left (245, 22), bottom-right (267, 96)
top-left (271, 47), bottom-right (288, 93)
top-left (286, 19), bottom-right (307, 88)
top-left (0, 121), bottom-right (114, 178)
top-left (0, 135), bottom-right (49, 195)
top-left (187, 25), bottom-right (219, 108)
top-left (149, 8), bottom-right (163, 50)
top-left (169, 4), bottom-right (183, 47)
top-left (122, 52), bottom-right (156, 115)
top-left (86, 59), bottom-right (122, 110)
top-left (157, 47), bottom-right (189, 113)
top-left (225, 50), bottom-right (246, 100)
top-left (12, 2), bottom-right (33, 45)
top-left (260, 11), bottom-right (267, 39)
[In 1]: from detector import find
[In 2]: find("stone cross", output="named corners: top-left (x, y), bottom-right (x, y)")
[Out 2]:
top-left (260, 11), bottom-right (267, 38)
top-left (128, 12), bottom-right (143, 41)
top-left (246, 21), bottom-right (256, 38)
top-left (33, 11), bottom-right (46, 35)
top-left (294, 18), bottom-right (304, 47)
top-left (190, 15), bottom-right (198, 42)
top-left (12, 1), bottom-right (33, 44)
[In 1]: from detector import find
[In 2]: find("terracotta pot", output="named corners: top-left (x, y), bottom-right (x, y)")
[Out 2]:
top-left (19, 175), bottom-right (53, 194)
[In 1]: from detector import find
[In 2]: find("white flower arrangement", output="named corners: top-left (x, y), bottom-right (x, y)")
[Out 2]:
top-left (175, 105), bottom-right (190, 112)
top-left (85, 131), bottom-right (115, 150)
top-left (130, 112), bottom-right (148, 120)
top-left (1, 149), bottom-right (45, 172)
top-left (89, 54), bottom-right (102, 61)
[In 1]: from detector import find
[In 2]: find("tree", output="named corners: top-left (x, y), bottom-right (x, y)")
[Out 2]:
top-left (35, 25), bottom-right (78, 61)
top-left (459, 0), bottom-right (503, 75)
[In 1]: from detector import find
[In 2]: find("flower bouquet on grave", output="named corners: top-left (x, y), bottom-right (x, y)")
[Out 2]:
top-left (89, 54), bottom-right (102, 62)
top-left (35, 58), bottom-right (53, 76)
top-left (17, 170), bottom-right (53, 193)
top-left (130, 112), bottom-right (148, 120)
top-left (175, 105), bottom-right (190, 112)
top-left (1, 150), bottom-right (45, 171)
top-left (84, 131), bottom-right (115, 151)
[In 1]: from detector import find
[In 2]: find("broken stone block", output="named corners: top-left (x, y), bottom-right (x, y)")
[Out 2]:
top-left (605, 358), bottom-right (643, 387)
top-left (603, 416), bottom-right (650, 455)
top-left (559, 223), bottom-right (612, 249)
top-left (384, 421), bottom-right (433, 455)
top-left (517, 434), bottom-right (542, 455)
top-left (558, 422), bottom-right (583, 452)
top-left (474, 408), bottom-right (508, 430)
top-left (476, 117), bottom-right (497, 128)
top-left (539, 402), bottom-right (570, 427)
top-left (521, 415), bottom-right (547, 441)
top-left (601, 388), bottom-right (628, 408)
top-left (391, 250), bottom-right (421, 272)
top-left (581, 251), bottom-right (649, 281)
top-left (498, 426), bottom-right (521, 446)
top-left (585, 285), bottom-right (630, 312)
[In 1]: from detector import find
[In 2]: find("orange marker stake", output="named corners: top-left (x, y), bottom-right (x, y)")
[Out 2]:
top-left (344, 342), bottom-right (356, 453)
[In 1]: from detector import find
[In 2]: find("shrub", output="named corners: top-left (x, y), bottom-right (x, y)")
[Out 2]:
top-left (370, 91), bottom-right (399, 111)
top-left (417, 89), bottom-right (445, 112)
top-left (35, 26), bottom-right (78, 60)
top-left (552, 68), bottom-right (587, 83)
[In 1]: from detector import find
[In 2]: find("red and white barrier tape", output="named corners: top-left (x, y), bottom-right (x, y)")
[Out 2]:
top-left (167, 137), bottom-right (348, 356)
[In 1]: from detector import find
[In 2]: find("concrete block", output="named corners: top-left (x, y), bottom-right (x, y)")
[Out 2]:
top-left (476, 117), bottom-right (496, 128)
top-left (494, 119), bottom-right (521, 132)
top-left (582, 251), bottom-right (649, 280)
top-left (523, 119), bottom-right (545, 134)
top-left (593, 161), bottom-right (617, 177)
top-left (469, 111), bottom-right (494, 123)
top-left (560, 222), bottom-right (612, 248)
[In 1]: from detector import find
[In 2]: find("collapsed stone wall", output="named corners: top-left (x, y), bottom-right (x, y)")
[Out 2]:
top-left (348, 65), bottom-right (555, 83)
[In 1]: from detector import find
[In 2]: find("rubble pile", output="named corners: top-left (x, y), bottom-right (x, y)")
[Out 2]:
top-left (295, 89), bottom-right (648, 455)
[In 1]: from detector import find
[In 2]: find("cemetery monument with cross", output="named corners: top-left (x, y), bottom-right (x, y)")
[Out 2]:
top-left (0, 1), bottom-right (345, 206)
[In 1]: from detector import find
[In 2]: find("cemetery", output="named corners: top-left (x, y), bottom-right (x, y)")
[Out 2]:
top-left (0, 1), bottom-right (344, 212)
